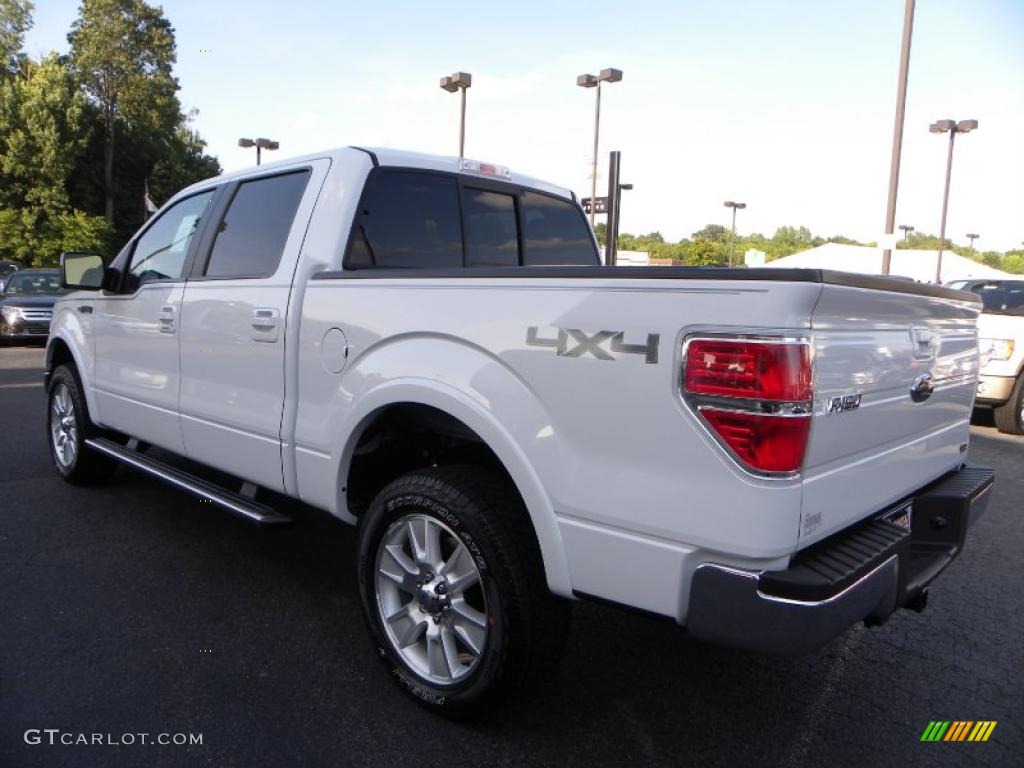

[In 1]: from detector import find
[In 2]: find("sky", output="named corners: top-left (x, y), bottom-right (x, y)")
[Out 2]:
top-left (23, 0), bottom-right (1024, 252)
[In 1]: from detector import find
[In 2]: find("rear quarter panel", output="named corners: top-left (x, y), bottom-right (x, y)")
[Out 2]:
top-left (294, 277), bottom-right (823, 603)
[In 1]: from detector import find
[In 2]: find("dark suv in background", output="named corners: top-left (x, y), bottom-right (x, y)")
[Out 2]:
top-left (0, 269), bottom-right (65, 344)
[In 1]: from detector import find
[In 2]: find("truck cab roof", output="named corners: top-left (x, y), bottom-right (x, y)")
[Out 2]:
top-left (175, 146), bottom-right (574, 204)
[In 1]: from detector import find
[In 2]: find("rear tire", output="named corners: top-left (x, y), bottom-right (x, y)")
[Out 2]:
top-left (47, 364), bottom-right (118, 484)
top-left (993, 373), bottom-right (1024, 435)
top-left (356, 465), bottom-right (569, 717)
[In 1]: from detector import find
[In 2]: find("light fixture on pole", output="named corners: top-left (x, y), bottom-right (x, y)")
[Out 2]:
top-left (577, 67), bottom-right (623, 228)
top-left (439, 72), bottom-right (472, 158)
top-left (899, 224), bottom-right (914, 241)
top-left (929, 118), bottom-right (978, 282)
top-left (724, 201), bottom-right (747, 267)
top-left (238, 137), bottom-right (279, 166)
top-left (966, 233), bottom-right (979, 258)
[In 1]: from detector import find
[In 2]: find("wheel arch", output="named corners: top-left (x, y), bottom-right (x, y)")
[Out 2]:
top-left (45, 332), bottom-right (101, 421)
top-left (334, 381), bottom-right (572, 598)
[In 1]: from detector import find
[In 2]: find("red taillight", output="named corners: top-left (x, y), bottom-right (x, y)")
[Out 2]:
top-left (700, 409), bottom-right (810, 473)
top-left (684, 340), bottom-right (811, 401)
top-left (683, 337), bottom-right (812, 474)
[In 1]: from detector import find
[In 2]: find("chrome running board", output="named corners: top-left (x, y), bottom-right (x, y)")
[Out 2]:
top-left (85, 437), bottom-right (291, 526)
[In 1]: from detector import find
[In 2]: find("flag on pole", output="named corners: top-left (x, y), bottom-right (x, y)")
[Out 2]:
top-left (144, 178), bottom-right (159, 217)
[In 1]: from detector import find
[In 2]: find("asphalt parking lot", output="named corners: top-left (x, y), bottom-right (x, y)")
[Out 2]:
top-left (1, 345), bottom-right (1021, 768)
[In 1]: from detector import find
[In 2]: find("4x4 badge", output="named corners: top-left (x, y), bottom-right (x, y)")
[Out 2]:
top-left (526, 327), bottom-right (659, 364)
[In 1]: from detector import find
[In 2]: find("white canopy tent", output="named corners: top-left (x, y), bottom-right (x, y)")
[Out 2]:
top-left (751, 243), bottom-right (1010, 283)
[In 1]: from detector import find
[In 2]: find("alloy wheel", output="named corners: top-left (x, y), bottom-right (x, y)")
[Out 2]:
top-left (374, 513), bottom-right (489, 686)
top-left (50, 383), bottom-right (78, 469)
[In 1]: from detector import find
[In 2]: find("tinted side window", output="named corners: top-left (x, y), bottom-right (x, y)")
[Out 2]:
top-left (129, 192), bottom-right (211, 286)
top-left (521, 191), bottom-right (598, 266)
top-left (347, 172), bottom-right (462, 269)
top-left (205, 170), bottom-right (311, 278)
top-left (464, 188), bottom-right (518, 267)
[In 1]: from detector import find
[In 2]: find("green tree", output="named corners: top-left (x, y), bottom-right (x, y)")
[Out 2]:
top-left (683, 237), bottom-right (722, 266)
top-left (0, 0), bottom-right (32, 78)
top-left (1003, 253), bottom-right (1024, 274)
top-left (978, 251), bottom-right (1003, 269)
top-left (0, 207), bottom-right (110, 266)
top-left (691, 223), bottom-right (730, 243)
top-left (68, 0), bottom-right (179, 225)
top-left (897, 231), bottom-right (953, 251)
top-left (593, 221), bottom-right (606, 247)
top-left (0, 53), bottom-right (90, 211)
top-left (0, 52), bottom-right (109, 266)
top-left (771, 225), bottom-right (814, 257)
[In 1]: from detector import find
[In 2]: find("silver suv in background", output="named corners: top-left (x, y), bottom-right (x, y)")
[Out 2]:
top-left (949, 279), bottom-right (1024, 434)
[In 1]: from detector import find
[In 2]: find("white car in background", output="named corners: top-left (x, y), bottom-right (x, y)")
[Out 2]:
top-left (949, 279), bottom-right (1024, 434)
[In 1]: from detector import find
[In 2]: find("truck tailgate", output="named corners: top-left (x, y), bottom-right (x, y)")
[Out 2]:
top-left (800, 284), bottom-right (980, 547)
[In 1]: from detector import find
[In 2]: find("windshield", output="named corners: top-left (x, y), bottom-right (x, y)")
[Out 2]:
top-left (3, 271), bottom-right (63, 295)
top-left (963, 281), bottom-right (1024, 316)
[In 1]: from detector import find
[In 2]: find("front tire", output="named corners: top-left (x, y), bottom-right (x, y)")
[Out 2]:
top-left (356, 466), bottom-right (569, 717)
top-left (47, 364), bottom-right (118, 484)
top-left (993, 373), bottom-right (1024, 435)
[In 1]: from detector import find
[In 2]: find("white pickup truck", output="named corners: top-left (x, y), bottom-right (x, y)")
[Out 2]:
top-left (948, 279), bottom-right (1024, 435)
top-left (46, 147), bottom-right (993, 715)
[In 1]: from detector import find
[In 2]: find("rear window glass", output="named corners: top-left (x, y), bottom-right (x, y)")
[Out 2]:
top-left (521, 191), bottom-right (598, 265)
top-left (463, 188), bottom-right (518, 267)
top-left (343, 170), bottom-right (595, 270)
top-left (346, 172), bottom-right (463, 269)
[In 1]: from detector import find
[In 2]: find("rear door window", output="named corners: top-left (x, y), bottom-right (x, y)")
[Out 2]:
top-left (205, 170), bottom-right (311, 278)
top-left (346, 172), bottom-right (463, 269)
top-left (521, 191), bottom-right (598, 265)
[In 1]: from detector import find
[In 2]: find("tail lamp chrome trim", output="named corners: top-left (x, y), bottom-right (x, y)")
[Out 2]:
top-left (680, 334), bottom-right (813, 479)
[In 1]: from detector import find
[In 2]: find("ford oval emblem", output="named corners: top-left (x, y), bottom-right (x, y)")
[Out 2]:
top-left (910, 373), bottom-right (934, 403)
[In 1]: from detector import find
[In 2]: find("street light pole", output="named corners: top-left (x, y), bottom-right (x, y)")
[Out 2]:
top-left (460, 86), bottom-right (467, 157)
top-left (724, 201), bottom-right (746, 267)
top-left (577, 68), bottom-right (622, 228)
top-left (936, 127), bottom-right (957, 282)
top-left (591, 81), bottom-right (601, 229)
top-left (881, 0), bottom-right (916, 275)
top-left (930, 118), bottom-right (978, 283)
top-left (440, 72), bottom-right (472, 158)
top-left (966, 233), bottom-right (979, 258)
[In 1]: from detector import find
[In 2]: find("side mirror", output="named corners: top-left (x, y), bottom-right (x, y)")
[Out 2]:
top-left (61, 252), bottom-right (105, 290)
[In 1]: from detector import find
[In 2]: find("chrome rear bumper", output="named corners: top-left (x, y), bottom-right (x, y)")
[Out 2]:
top-left (686, 466), bottom-right (994, 655)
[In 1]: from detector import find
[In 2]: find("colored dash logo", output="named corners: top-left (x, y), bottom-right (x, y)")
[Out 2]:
top-left (920, 721), bottom-right (997, 742)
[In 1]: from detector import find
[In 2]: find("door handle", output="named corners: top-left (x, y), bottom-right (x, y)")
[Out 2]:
top-left (251, 307), bottom-right (280, 342)
top-left (158, 305), bottom-right (176, 334)
top-left (78, 305), bottom-right (93, 315)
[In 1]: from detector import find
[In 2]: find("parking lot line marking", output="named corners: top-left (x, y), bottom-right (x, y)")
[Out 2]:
top-left (0, 382), bottom-right (42, 389)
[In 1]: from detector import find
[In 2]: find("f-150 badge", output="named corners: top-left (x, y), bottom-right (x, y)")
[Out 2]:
top-left (526, 327), bottom-right (659, 364)
top-left (826, 393), bottom-right (862, 414)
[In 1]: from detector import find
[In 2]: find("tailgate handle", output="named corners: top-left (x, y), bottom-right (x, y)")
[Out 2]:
top-left (910, 327), bottom-right (934, 359)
